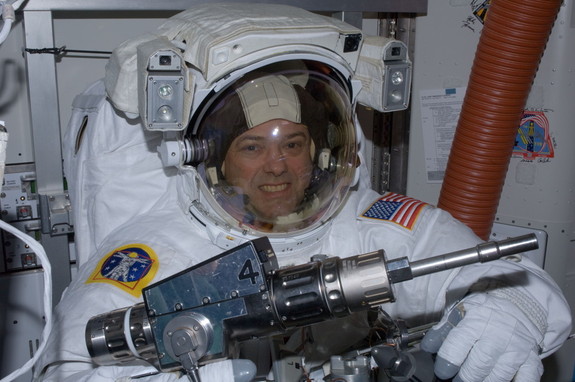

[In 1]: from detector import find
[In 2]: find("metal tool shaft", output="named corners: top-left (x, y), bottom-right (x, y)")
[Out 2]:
top-left (409, 233), bottom-right (538, 279)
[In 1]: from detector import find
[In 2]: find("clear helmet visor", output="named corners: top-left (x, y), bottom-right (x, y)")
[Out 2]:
top-left (191, 61), bottom-right (357, 235)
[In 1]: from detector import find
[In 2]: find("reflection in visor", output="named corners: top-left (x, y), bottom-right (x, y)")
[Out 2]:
top-left (191, 61), bottom-right (357, 235)
top-left (222, 120), bottom-right (314, 229)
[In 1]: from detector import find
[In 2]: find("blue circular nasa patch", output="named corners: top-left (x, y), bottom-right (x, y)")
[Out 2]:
top-left (86, 244), bottom-right (159, 297)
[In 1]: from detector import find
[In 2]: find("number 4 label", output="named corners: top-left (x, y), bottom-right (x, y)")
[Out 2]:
top-left (238, 259), bottom-right (260, 285)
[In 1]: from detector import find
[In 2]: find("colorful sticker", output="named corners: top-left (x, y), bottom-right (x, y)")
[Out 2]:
top-left (462, 0), bottom-right (491, 32)
top-left (472, 0), bottom-right (491, 24)
top-left (513, 111), bottom-right (554, 159)
top-left (361, 193), bottom-right (428, 230)
top-left (86, 244), bottom-right (159, 297)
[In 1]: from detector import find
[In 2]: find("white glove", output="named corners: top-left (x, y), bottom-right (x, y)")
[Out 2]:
top-left (421, 286), bottom-right (546, 382)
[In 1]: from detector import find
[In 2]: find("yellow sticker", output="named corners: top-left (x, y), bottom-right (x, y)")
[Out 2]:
top-left (86, 244), bottom-right (159, 297)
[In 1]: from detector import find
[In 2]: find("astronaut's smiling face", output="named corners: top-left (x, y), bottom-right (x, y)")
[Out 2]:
top-left (223, 118), bottom-right (313, 222)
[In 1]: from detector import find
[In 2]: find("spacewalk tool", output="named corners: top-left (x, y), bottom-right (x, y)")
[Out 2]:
top-left (86, 234), bottom-right (538, 381)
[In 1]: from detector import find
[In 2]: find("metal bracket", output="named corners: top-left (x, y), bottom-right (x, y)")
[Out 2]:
top-left (39, 193), bottom-right (74, 236)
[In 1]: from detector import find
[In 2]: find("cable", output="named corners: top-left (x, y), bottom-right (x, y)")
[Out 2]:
top-left (0, 127), bottom-right (53, 381)
top-left (24, 46), bottom-right (113, 57)
top-left (0, 220), bottom-right (53, 381)
top-left (0, 2), bottom-right (15, 45)
top-left (1, 0), bottom-right (28, 45)
top-left (0, 219), bottom-right (53, 382)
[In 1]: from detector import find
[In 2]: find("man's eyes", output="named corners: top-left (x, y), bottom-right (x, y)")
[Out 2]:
top-left (283, 139), bottom-right (306, 151)
top-left (239, 144), bottom-right (261, 152)
top-left (236, 138), bottom-right (307, 154)
top-left (285, 141), bottom-right (300, 149)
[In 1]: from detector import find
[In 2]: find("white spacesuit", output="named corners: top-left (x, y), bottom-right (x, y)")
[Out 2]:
top-left (35, 4), bottom-right (571, 382)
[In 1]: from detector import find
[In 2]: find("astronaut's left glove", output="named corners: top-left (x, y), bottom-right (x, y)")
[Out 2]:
top-left (420, 283), bottom-right (547, 382)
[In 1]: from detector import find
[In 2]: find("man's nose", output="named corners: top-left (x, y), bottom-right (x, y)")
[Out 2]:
top-left (264, 147), bottom-right (287, 176)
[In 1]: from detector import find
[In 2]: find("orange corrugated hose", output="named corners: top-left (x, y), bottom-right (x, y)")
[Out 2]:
top-left (437, 0), bottom-right (562, 240)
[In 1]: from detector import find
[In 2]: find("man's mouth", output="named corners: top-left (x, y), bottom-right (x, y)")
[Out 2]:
top-left (259, 183), bottom-right (289, 193)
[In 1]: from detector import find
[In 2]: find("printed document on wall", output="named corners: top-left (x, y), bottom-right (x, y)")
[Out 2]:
top-left (420, 87), bottom-right (465, 183)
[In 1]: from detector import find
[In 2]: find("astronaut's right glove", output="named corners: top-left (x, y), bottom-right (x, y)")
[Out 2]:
top-left (420, 285), bottom-right (546, 382)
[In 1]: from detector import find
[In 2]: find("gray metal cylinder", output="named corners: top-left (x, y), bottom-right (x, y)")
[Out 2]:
top-left (85, 302), bottom-right (157, 366)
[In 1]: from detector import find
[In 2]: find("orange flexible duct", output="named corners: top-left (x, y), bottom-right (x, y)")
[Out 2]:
top-left (437, 0), bottom-right (562, 240)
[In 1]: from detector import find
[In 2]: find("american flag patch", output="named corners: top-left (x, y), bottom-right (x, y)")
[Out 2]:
top-left (361, 193), bottom-right (428, 230)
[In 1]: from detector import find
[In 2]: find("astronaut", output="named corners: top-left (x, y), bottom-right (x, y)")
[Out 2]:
top-left (34, 4), bottom-right (571, 382)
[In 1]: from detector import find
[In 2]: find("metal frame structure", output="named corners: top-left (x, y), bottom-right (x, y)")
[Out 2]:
top-left (22, 0), bottom-right (427, 303)
top-left (23, 0), bottom-right (427, 12)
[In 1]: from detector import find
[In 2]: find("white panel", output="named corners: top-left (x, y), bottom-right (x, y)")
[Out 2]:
top-left (493, 11), bottom-right (575, 381)
top-left (407, 1), bottom-right (480, 205)
top-left (407, 1), bottom-right (575, 380)
top-left (496, 1), bottom-right (575, 228)
top-left (0, 270), bottom-right (45, 382)
top-left (490, 223), bottom-right (547, 268)
top-left (53, 16), bottom-right (171, 134)
top-left (0, 22), bottom-right (34, 164)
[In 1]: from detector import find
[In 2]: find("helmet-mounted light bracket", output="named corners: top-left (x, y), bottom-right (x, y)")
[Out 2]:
top-left (355, 36), bottom-right (412, 112)
top-left (138, 38), bottom-right (192, 131)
